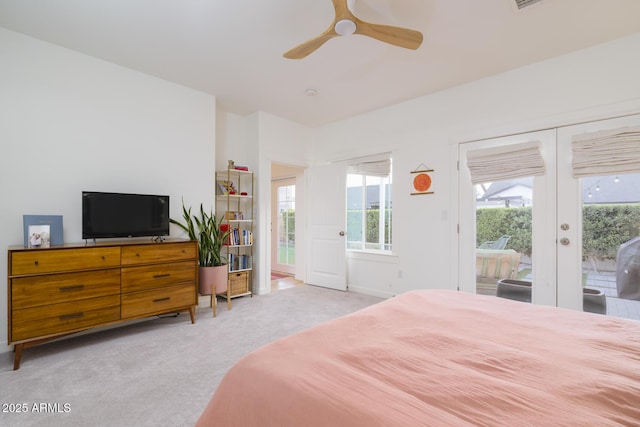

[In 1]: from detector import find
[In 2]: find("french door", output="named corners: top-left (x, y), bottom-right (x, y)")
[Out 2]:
top-left (271, 179), bottom-right (296, 275)
top-left (459, 129), bottom-right (557, 307)
top-left (460, 114), bottom-right (640, 320)
top-left (557, 114), bottom-right (640, 318)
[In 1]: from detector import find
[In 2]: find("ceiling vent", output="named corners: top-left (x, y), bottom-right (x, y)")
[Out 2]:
top-left (514, 0), bottom-right (544, 10)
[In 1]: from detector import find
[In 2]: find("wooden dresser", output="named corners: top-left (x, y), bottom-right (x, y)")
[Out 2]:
top-left (7, 239), bottom-right (197, 370)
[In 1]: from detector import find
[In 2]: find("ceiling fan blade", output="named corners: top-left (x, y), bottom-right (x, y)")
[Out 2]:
top-left (284, 0), bottom-right (422, 59)
top-left (332, 0), bottom-right (351, 19)
top-left (355, 19), bottom-right (423, 50)
top-left (283, 31), bottom-right (338, 59)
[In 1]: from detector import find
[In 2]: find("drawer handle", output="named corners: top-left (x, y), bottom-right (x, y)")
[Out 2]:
top-left (34, 261), bottom-right (39, 266)
top-left (60, 312), bottom-right (84, 321)
top-left (153, 297), bottom-right (171, 303)
top-left (60, 285), bottom-right (85, 292)
top-left (153, 274), bottom-right (171, 279)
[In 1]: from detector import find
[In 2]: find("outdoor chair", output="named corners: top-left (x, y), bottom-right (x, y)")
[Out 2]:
top-left (479, 235), bottom-right (511, 250)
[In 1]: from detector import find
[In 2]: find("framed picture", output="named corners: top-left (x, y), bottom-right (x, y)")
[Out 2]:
top-left (23, 215), bottom-right (63, 248)
top-left (410, 164), bottom-right (434, 196)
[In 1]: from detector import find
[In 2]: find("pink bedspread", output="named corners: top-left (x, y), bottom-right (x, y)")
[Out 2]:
top-left (197, 290), bottom-right (640, 426)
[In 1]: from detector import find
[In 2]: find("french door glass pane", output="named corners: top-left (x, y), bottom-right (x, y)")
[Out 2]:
top-left (277, 185), bottom-right (295, 266)
top-left (581, 173), bottom-right (640, 320)
top-left (475, 177), bottom-right (533, 298)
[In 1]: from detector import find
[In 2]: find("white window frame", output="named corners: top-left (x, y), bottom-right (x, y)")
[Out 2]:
top-left (346, 154), bottom-right (392, 254)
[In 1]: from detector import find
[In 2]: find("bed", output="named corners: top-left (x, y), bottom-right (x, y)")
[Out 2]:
top-left (196, 290), bottom-right (640, 426)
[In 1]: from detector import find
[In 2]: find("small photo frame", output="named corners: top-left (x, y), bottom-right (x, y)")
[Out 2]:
top-left (23, 215), bottom-right (63, 248)
top-left (27, 224), bottom-right (50, 248)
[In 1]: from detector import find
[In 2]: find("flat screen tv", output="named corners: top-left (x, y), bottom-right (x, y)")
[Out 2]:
top-left (82, 191), bottom-right (170, 239)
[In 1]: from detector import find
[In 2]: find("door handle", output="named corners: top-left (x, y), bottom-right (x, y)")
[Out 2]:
top-left (560, 237), bottom-right (570, 246)
top-left (339, 231), bottom-right (345, 236)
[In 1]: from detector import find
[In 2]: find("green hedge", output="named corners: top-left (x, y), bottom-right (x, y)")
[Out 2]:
top-left (477, 204), bottom-right (640, 259)
top-left (583, 205), bottom-right (640, 259)
top-left (279, 209), bottom-right (295, 243)
top-left (347, 209), bottom-right (392, 245)
top-left (476, 207), bottom-right (533, 255)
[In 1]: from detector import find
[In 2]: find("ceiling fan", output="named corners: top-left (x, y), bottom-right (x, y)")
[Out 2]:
top-left (283, 0), bottom-right (423, 59)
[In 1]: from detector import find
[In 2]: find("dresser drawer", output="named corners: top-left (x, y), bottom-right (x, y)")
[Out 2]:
top-left (10, 247), bottom-right (121, 276)
top-left (121, 284), bottom-right (196, 319)
top-left (11, 295), bottom-right (121, 342)
top-left (121, 242), bottom-right (197, 266)
top-left (121, 261), bottom-right (196, 292)
top-left (12, 269), bottom-right (120, 310)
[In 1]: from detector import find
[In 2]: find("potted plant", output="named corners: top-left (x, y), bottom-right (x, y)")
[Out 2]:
top-left (170, 201), bottom-right (229, 295)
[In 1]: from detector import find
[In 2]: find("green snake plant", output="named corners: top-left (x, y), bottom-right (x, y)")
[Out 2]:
top-left (170, 201), bottom-right (228, 267)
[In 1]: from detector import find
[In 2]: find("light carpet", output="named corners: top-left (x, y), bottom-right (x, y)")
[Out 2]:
top-left (0, 285), bottom-right (383, 427)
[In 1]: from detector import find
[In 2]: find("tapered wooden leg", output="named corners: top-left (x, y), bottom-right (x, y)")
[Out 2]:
top-left (189, 306), bottom-right (196, 324)
top-left (13, 344), bottom-right (24, 370)
top-left (213, 294), bottom-right (217, 318)
top-left (226, 290), bottom-right (231, 311)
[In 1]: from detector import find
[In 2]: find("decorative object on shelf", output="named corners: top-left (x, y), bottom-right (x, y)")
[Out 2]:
top-left (23, 214), bottom-right (63, 248)
top-left (217, 180), bottom-right (236, 195)
top-left (410, 163), bottom-right (434, 196)
top-left (170, 201), bottom-right (229, 295)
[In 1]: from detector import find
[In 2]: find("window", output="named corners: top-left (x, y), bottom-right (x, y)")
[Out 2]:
top-left (346, 154), bottom-right (392, 252)
top-left (277, 184), bottom-right (295, 266)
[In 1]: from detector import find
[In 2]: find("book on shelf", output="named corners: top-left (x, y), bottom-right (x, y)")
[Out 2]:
top-left (228, 254), bottom-right (252, 271)
top-left (225, 211), bottom-right (243, 220)
top-left (242, 229), bottom-right (253, 245)
top-left (220, 223), bottom-right (230, 245)
top-left (225, 227), bottom-right (252, 246)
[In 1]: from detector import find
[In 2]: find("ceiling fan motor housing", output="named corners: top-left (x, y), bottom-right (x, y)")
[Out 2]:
top-left (335, 19), bottom-right (356, 36)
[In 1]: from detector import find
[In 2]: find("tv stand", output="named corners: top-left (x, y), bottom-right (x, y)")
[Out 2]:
top-left (7, 238), bottom-right (198, 370)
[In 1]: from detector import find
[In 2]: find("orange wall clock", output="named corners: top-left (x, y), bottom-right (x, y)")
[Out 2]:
top-left (411, 164), bottom-right (434, 195)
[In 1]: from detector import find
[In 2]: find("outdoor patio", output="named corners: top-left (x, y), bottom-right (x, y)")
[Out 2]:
top-left (586, 271), bottom-right (640, 321)
top-left (477, 264), bottom-right (640, 321)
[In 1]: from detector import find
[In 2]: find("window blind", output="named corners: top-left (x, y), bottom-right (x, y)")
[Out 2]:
top-left (346, 153), bottom-right (391, 177)
top-left (466, 141), bottom-right (545, 184)
top-left (572, 126), bottom-right (640, 178)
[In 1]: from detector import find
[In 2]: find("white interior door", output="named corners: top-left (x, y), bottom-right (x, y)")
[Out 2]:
top-left (306, 163), bottom-right (347, 290)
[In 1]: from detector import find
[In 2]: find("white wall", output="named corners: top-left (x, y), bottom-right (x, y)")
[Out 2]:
top-left (311, 33), bottom-right (640, 297)
top-left (215, 111), bottom-right (312, 294)
top-left (0, 27), bottom-right (216, 353)
top-left (254, 113), bottom-right (312, 292)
